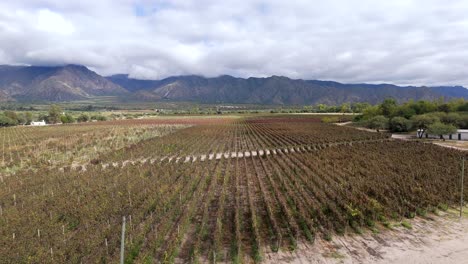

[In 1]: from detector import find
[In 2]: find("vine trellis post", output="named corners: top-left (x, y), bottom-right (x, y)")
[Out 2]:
top-left (461, 156), bottom-right (465, 219)
top-left (120, 216), bottom-right (126, 264)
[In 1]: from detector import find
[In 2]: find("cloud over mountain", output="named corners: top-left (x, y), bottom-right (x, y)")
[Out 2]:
top-left (0, 0), bottom-right (468, 86)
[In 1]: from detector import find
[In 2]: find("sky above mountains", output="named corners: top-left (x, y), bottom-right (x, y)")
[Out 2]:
top-left (0, 0), bottom-right (467, 86)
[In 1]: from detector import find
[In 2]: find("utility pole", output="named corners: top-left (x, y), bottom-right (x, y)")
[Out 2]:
top-left (120, 216), bottom-right (126, 264)
top-left (461, 157), bottom-right (465, 219)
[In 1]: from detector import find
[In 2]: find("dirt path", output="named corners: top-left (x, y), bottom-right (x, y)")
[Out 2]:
top-left (264, 211), bottom-right (468, 264)
top-left (334, 122), bottom-right (387, 133)
top-left (431, 141), bottom-right (468, 151)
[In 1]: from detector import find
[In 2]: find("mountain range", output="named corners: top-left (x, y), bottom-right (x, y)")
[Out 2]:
top-left (1, 64), bottom-right (467, 105)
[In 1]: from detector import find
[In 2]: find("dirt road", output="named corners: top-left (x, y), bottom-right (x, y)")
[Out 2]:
top-left (264, 211), bottom-right (468, 264)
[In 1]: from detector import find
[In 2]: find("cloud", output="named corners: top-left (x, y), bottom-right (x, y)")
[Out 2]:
top-left (0, 0), bottom-right (468, 86)
top-left (36, 9), bottom-right (74, 35)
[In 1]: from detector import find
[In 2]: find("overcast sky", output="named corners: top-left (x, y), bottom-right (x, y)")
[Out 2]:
top-left (1, 0), bottom-right (468, 86)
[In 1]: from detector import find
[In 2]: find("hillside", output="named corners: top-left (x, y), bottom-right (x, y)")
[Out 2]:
top-left (0, 65), bottom-right (128, 101)
top-left (1, 64), bottom-right (467, 104)
top-left (110, 74), bottom-right (468, 105)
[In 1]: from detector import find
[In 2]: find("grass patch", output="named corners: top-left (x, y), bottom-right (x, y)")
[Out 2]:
top-left (448, 207), bottom-right (468, 217)
top-left (437, 203), bottom-right (449, 213)
top-left (350, 221), bottom-right (363, 234)
top-left (371, 227), bottom-right (380, 234)
top-left (323, 251), bottom-right (346, 259)
top-left (379, 215), bottom-right (392, 229)
top-left (416, 208), bottom-right (427, 217)
top-left (401, 221), bottom-right (412, 229)
top-left (365, 218), bottom-right (375, 228)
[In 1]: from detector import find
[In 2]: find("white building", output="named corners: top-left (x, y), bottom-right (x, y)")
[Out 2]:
top-left (30, 120), bottom-right (46, 126)
top-left (417, 129), bottom-right (468, 140)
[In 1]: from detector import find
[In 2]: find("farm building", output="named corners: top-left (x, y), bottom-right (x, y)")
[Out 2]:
top-left (417, 129), bottom-right (468, 140)
top-left (30, 120), bottom-right (46, 126)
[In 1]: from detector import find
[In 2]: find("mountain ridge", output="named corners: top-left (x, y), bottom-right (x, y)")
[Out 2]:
top-left (0, 64), bottom-right (128, 102)
top-left (0, 64), bottom-right (467, 104)
top-left (108, 73), bottom-right (468, 105)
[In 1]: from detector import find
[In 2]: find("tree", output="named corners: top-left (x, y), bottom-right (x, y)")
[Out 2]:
top-left (60, 115), bottom-right (68, 124)
top-left (340, 103), bottom-right (351, 113)
top-left (458, 102), bottom-right (468, 112)
top-left (366, 115), bottom-right (389, 132)
top-left (316, 104), bottom-right (327, 113)
top-left (4, 111), bottom-right (18, 122)
top-left (362, 105), bottom-right (381, 120)
top-left (411, 100), bottom-right (437, 115)
top-left (2, 111), bottom-right (28, 125)
top-left (0, 115), bottom-right (17, 126)
top-left (379, 98), bottom-right (397, 117)
top-left (457, 115), bottom-right (468, 129)
top-left (302, 106), bottom-right (313, 113)
top-left (448, 98), bottom-right (466, 112)
top-left (66, 114), bottom-right (75, 123)
top-left (395, 103), bottom-right (417, 119)
top-left (411, 114), bottom-right (440, 138)
top-left (389, 117), bottom-right (413, 132)
top-left (351, 102), bottom-right (371, 113)
top-left (16, 113), bottom-right (26, 125)
top-left (427, 122), bottom-right (457, 141)
top-left (60, 113), bottom-right (75, 124)
top-left (37, 113), bottom-right (49, 123)
top-left (438, 103), bottom-right (451, 113)
top-left (25, 112), bottom-right (33, 125)
top-left (440, 112), bottom-right (461, 126)
top-left (48, 105), bottom-right (62, 124)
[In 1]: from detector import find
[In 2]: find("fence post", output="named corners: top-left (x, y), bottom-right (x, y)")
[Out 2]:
top-left (461, 157), bottom-right (465, 219)
top-left (120, 216), bottom-right (126, 264)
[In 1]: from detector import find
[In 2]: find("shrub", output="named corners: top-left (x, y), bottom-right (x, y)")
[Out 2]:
top-left (60, 114), bottom-right (75, 124)
top-left (322, 116), bottom-right (340, 123)
top-left (48, 105), bottom-right (62, 124)
top-left (401, 221), bottom-right (412, 229)
top-left (77, 114), bottom-right (90, 123)
top-left (91, 115), bottom-right (107, 121)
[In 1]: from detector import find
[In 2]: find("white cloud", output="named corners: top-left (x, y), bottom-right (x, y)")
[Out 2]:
top-left (36, 9), bottom-right (75, 35)
top-left (0, 0), bottom-right (467, 86)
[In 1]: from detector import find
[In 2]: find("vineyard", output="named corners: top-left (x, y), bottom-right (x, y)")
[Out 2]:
top-left (0, 115), bottom-right (466, 263)
top-left (0, 120), bottom-right (190, 174)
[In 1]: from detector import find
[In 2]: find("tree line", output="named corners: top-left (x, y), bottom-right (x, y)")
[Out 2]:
top-left (0, 105), bottom-right (107, 127)
top-left (355, 98), bottom-right (468, 139)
